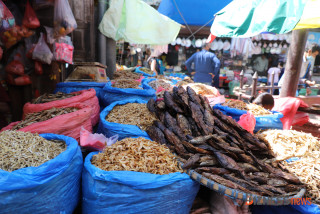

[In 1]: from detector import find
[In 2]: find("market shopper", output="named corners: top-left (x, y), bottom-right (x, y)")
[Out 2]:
top-left (185, 43), bottom-right (221, 88)
top-left (253, 53), bottom-right (269, 76)
top-left (250, 92), bottom-right (274, 110)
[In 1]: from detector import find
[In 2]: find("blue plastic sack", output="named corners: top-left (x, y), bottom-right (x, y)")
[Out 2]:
top-left (82, 151), bottom-right (200, 214)
top-left (101, 81), bottom-right (156, 107)
top-left (135, 67), bottom-right (157, 77)
top-left (97, 98), bottom-right (151, 140)
top-left (213, 104), bottom-right (283, 132)
top-left (54, 82), bottom-right (106, 107)
top-left (0, 133), bottom-right (83, 214)
top-left (251, 204), bottom-right (320, 214)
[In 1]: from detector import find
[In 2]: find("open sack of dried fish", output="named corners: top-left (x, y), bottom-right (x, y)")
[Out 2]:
top-left (113, 69), bottom-right (142, 80)
top-left (146, 86), bottom-right (304, 203)
top-left (0, 132), bottom-right (83, 213)
top-left (222, 99), bottom-right (272, 115)
top-left (1, 104), bottom-right (93, 142)
top-left (111, 79), bottom-right (142, 89)
top-left (143, 78), bottom-right (173, 99)
top-left (135, 67), bottom-right (156, 77)
top-left (101, 80), bottom-right (156, 107)
top-left (82, 137), bottom-right (199, 213)
top-left (23, 88), bottom-right (100, 126)
top-left (98, 99), bottom-right (157, 140)
top-left (258, 130), bottom-right (320, 204)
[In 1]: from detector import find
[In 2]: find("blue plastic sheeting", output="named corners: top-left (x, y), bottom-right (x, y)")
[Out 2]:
top-left (97, 98), bottom-right (151, 140)
top-left (54, 82), bottom-right (106, 107)
top-left (101, 81), bottom-right (156, 107)
top-left (0, 133), bottom-right (83, 214)
top-left (82, 151), bottom-right (200, 214)
top-left (158, 0), bottom-right (232, 26)
top-left (251, 204), bottom-right (320, 214)
top-left (213, 104), bottom-right (283, 132)
top-left (135, 67), bottom-right (156, 77)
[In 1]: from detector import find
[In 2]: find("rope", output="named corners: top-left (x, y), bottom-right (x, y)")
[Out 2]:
top-left (186, 16), bottom-right (215, 40)
top-left (172, 0), bottom-right (194, 38)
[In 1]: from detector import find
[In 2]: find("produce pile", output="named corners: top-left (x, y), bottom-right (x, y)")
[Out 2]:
top-left (259, 130), bottom-right (320, 204)
top-left (222, 99), bottom-right (272, 116)
top-left (12, 107), bottom-right (78, 130)
top-left (139, 67), bottom-right (154, 75)
top-left (0, 131), bottom-right (66, 172)
top-left (146, 86), bottom-right (303, 197)
top-left (91, 137), bottom-right (182, 175)
top-left (113, 70), bottom-right (142, 80)
top-left (31, 92), bottom-right (77, 104)
top-left (111, 79), bottom-right (142, 89)
top-left (105, 103), bottom-right (158, 130)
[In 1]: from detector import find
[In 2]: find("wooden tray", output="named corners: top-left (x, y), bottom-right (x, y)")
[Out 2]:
top-left (186, 169), bottom-right (306, 206)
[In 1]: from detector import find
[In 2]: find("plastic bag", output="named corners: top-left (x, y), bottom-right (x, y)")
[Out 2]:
top-left (0, 0), bottom-right (15, 32)
top-left (23, 88), bottom-right (100, 127)
top-left (6, 74), bottom-right (32, 86)
top-left (0, 133), bottom-right (83, 214)
top-left (53, 36), bottom-right (74, 64)
top-left (22, 1), bottom-right (40, 29)
top-left (238, 112), bottom-right (256, 134)
top-left (82, 150), bottom-right (200, 214)
top-left (44, 26), bottom-right (55, 44)
top-left (135, 67), bottom-right (156, 77)
top-left (34, 61), bottom-right (43, 75)
top-left (101, 81), bottom-right (156, 107)
top-left (54, 0), bottom-right (77, 37)
top-left (2, 104), bottom-right (92, 142)
top-left (5, 60), bottom-right (24, 75)
top-left (80, 127), bottom-right (118, 150)
top-left (97, 98), bottom-right (151, 140)
top-left (1, 26), bottom-right (34, 49)
top-left (32, 33), bottom-right (53, 64)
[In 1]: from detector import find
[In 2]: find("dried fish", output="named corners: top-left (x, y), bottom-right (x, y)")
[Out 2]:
top-left (31, 92), bottom-right (77, 104)
top-left (183, 154), bottom-right (201, 169)
top-left (196, 167), bottom-right (231, 175)
top-left (113, 70), bottom-right (142, 80)
top-left (112, 79), bottom-right (142, 89)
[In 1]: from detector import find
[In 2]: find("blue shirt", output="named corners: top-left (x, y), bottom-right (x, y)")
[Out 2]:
top-left (185, 49), bottom-right (221, 87)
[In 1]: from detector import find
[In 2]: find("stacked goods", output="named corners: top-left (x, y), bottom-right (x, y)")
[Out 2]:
top-left (147, 86), bottom-right (303, 198)
top-left (12, 107), bottom-right (78, 130)
top-left (105, 103), bottom-right (157, 131)
top-left (258, 130), bottom-right (320, 204)
top-left (111, 79), bottom-right (142, 89)
top-left (0, 132), bottom-right (83, 213)
top-left (0, 131), bottom-right (66, 172)
top-left (82, 137), bottom-right (199, 213)
top-left (222, 99), bottom-right (272, 116)
top-left (31, 92), bottom-right (77, 104)
top-left (113, 70), bottom-right (142, 80)
top-left (92, 137), bottom-right (182, 174)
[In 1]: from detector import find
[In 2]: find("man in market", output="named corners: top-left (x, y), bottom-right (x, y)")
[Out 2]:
top-left (253, 53), bottom-right (269, 77)
top-left (185, 43), bottom-right (221, 88)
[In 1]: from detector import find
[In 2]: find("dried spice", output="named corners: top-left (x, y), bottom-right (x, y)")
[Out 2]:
top-left (0, 131), bottom-right (66, 172)
top-left (31, 92), bottom-right (77, 104)
top-left (112, 79), bottom-right (142, 89)
top-left (12, 107), bottom-right (78, 130)
top-left (91, 137), bottom-right (183, 175)
top-left (222, 99), bottom-right (272, 116)
top-left (113, 70), bottom-right (142, 80)
top-left (139, 67), bottom-right (154, 75)
top-left (105, 103), bottom-right (157, 130)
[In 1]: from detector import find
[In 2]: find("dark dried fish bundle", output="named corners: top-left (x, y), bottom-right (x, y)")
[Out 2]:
top-left (146, 86), bottom-right (302, 197)
top-left (31, 92), bottom-right (77, 104)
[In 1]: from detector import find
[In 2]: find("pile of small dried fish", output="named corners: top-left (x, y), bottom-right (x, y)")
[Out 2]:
top-left (0, 131), bottom-right (66, 172)
top-left (92, 137), bottom-right (182, 175)
top-left (112, 79), bottom-right (142, 89)
top-left (106, 103), bottom-right (158, 130)
top-left (183, 83), bottom-right (219, 96)
top-left (222, 99), bottom-right (272, 116)
top-left (149, 79), bottom-right (172, 91)
top-left (31, 92), bottom-right (77, 104)
top-left (12, 107), bottom-right (78, 130)
top-left (146, 86), bottom-right (303, 197)
top-left (139, 67), bottom-right (154, 75)
top-left (259, 130), bottom-right (320, 204)
top-left (113, 70), bottom-right (142, 80)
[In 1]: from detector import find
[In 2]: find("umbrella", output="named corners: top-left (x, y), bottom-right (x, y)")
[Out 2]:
top-left (210, 0), bottom-right (309, 38)
top-left (294, 0), bottom-right (320, 30)
top-left (99, 0), bottom-right (181, 44)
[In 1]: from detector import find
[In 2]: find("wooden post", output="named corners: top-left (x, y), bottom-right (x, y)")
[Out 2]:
top-left (270, 70), bottom-right (275, 95)
top-left (251, 72), bottom-right (258, 98)
top-left (280, 29), bottom-right (308, 97)
top-left (238, 70), bottom-right (244, 100)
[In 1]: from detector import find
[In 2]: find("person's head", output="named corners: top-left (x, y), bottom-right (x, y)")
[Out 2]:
top-left (278, 61), bottom-right (284, 68)
top-left (202, 42), bottom-right (211, 51)
top-left (261, 53), bottom-right (267, 59)
top-left (252, 92), bottom-right (274, 110)
top-left (305, 43), bottom-right (320, 58)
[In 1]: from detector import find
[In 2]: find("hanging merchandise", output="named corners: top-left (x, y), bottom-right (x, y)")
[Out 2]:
top-left (44, 26), bottom-right (55, 44)
top-left (1, 26), bottom-right (34, 49)
top-left (22, 0), bottom-right (40, 29)
top-left (5, 60), bottom-right (24, 76)
top-left (0, 0), bottom-right (15, 32)
top-left (34, 61), bottom-right (43, 75)
top-left (6, 74), bottom-right (32, 86)
top-left (53, 36), bottom-right (74, 64)
top-left (32, 33), bottom-right (53, 64)
top-left (53, 0), bottom-right (77, 38)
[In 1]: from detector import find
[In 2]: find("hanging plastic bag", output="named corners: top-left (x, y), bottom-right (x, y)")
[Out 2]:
top-left (32, 33), bottom-right (53, 64)
top-left (5, 60), bottom-right (24, 75)
top-left (53, 36), bottom-right (74, 64)
top-left (22, 0), bottom-right (40, 29)
top-left (80, 127), bottom-right (118, 151)
top-left (7, 74), bottom-right (32, 86)
top-left (34, 61), bottom-right (43, 75)
top-left (44, 26), bottom-right (55, 44)
top-left (0, 0), bottom-right (15, 32)
top-left (54, 0), bottom-right (77, 38)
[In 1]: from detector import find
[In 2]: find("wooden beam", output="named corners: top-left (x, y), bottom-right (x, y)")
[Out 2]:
top-left (280, 29), bottom-right (308, 97)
